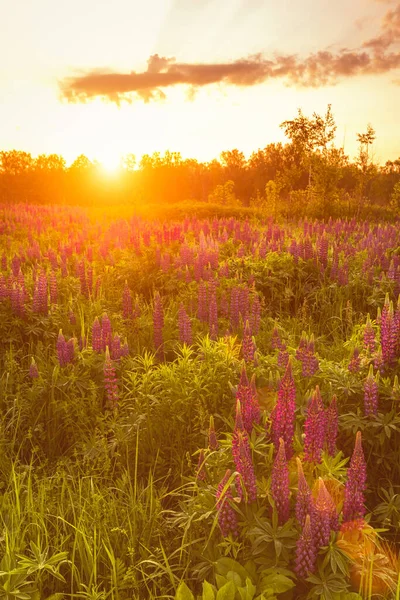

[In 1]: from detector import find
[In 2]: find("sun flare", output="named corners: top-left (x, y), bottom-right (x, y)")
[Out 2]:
top-left (97, 152), bottom-right (122, 174)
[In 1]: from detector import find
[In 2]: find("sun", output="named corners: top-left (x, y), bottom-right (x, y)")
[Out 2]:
top-left (97, 152), bottom-right (122, 174)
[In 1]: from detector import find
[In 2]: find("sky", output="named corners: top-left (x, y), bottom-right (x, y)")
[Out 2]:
top-left (0, 0), bottom-right (400, 168)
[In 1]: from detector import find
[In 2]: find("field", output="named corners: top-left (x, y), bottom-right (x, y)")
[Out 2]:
top-left (0, 203), bottom-right (400, 600)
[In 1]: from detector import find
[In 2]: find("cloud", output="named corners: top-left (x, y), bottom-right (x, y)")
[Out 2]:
top-left (59, 4), bottom-right (400, 103)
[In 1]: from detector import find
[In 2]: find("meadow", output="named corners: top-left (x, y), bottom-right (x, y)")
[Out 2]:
top-left (0, 203), bottom-right (399, 600)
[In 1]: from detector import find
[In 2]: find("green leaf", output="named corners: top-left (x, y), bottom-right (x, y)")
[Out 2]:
top-left (216, 581), bottom-right (236, 600)
top-left (176, 581), bottom-right (195, 600)
top-left (216, 558), bottom-right (249, 582)
top-left (259, 572), bottom-right (295, 594)
top-left (202, 580), bottom-right (216, 600)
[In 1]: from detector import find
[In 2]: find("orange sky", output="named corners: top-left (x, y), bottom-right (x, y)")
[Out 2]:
top-left (0, 0), bottom-right (399, 167)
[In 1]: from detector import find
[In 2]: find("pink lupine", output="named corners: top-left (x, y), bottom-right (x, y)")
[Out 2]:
top-left (92, 317), bottom-right (103, 353)
top-left (296, 458), bottom-right (312, 527)
top-left (343, 432), bottom-right (367, 522)
top-left (348, 347), bottom-right (361, 373)
top-left (208, 415), bottom-right (219, 450)
top-left (178, 303), bottom-right (193, 345)
top-left (49, 271), bottom-right (58, 304)
top-left (111, 334), bottom-right (122, 360)
top-left (364, 364), bottom-right (379, 416)
top-left (104, 346), bottom-right (118, 409)
top-left (325, 396), bottom-right (338, 456)
top-left (242, 320), bottom-right (255, 363)
top-left (271, 326), bottom-right (284, 351)
top-left (304, 387), bottom-right (326, 463)
top-left (232, 428), bottom-right (257, 503)
top-left (295, 515), bottom-right (317, 578)
top-left (277, 348), bottom-right (290, 368)
top-left (29, 357), bottom-right (39, 379)
top-left (230, 286), bottom-right (240, 330)
top-left (101, 312), bottom-right (112, 351)
top-left (153, 292), bottom-right (164, 358)
top-left (216, 469), bottom-right (239, 537)
top-left (121, 338), bottom-right (129, 357)
top-left (363, 314), bottom-right (376, 352)
top-left (271, 438), bottom-right (290, 524)
top-left (311, 479), bottom-right (339, 549)
top-left (271, 359), bottom-right (296, 458)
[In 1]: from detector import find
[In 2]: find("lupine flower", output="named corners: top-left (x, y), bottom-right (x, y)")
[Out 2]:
top-left (208, 288), bottom-right (218, 340)
top-left (373, 345), bottom-right (385, 373)
top-left (296, 457), bottom-right (312, 527)
top-left (178, 303), bottom-right (193, 345)
top-left (304, 386), bottom-right (326, 463)
top-left (250, 294), bottom-right (261, 335)
top-left (230, 286), bottom-right (240, 330)
top-left (271, 359), bottom-right (296, 458)
top-left (325, 396), bottom-right (338, 456)
top-left (271, 438), bottom-right (290, 524)
top-left (121, 338), bottom-right (129, 357)
top-left (295, 515), bottom-right (317, 578)
top-left (66, 338), bottom-right (75, 363)
top-left (208, 415), bottom-right (219, 450)
top-left (111, 334), bottom-right (122, 360)
top-left (92, 317), bottom-right (102, 353)
top-left (153, 292), bottom-right (164, 358)
top-left (232, 428), bottom-right (257, 503)
top-left (242, 320), bottom-right (256, 363)
top-left (364, 364), bottom-right (379, 416)
top-left (311, 479), bottom-right (339, 549)
top-left (101, 312), bottom-right (112, 351)
top-left (29, 357), bottom-right (39, 379)
top-left (277, 347), bottom-right (290, 368)
top-left (380, 294), bottom-right (396, 365)
top-left (216, 469), bottom-right (239, 537)
top-left (271, 326), bottom-right (284, 350)
top-left (104, 346), bottom-right (118, 409)
top-left (197, 282), bottom-right (208, 323)
top-left (348, 348), bottom-right (361, 373)
top-left (343, 432), bottom-right (367, 523)
top-left (363, 314), bottom-right (376, 352)
top-left (49, 271), bottom-right (58, 304)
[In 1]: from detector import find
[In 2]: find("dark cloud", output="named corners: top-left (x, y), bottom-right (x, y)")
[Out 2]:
top-left (59, 4), bottom-right (400, 103)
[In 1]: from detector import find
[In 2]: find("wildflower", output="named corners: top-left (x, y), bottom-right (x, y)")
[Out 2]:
top-left (92, 317), bottom-right (102, 353)
top-left (122, 281), bottom-right (132, 319)
top-left (343, 432), bottom-right (367, 523)
top-left (295, 457), bottom-right (312, 527)
top-left (29, 357), bottom-right (39, 379)
top-left (216, 470), bottom-right (239, 537)
top-left (304, 386), bottom-right (326, 463)
top-left (271, 359), bottom-right (296, 458)
top-left (364, 365), bottom-right (379, 416)
top-left (348, 348), bottom-right (361, 373)
top-left (311, 479), bottom-right (339, 549)
top-left (232, 428), bottom-right (257, 503)
top-left (295, 515), bottom-right (317, 578)
top-left (242, 320), bottom-right (256, 363)
top-left (363, 314), bottom-right (376, 352)
top-left (271, 438), bottom-right (290, 524)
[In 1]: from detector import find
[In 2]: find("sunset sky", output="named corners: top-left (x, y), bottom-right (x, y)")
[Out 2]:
top-left (1, 0), bottom-right (400, 167)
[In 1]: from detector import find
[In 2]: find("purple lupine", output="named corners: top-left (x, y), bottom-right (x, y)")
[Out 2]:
top-left (302, 336), bottom-right (319, 377)
top-left (101, 312), bottom-right (112, 351)
top-left (57, 330), bottom-right (68, 367)
top-left (153, 292), bottom-right (164, 358)
top-left (29, 357), bottom-right (39, 379)
top-left (242, 320), bottom-right (256, 363)
top-left (104, 346), bottom-right (118, 409)
top-left (380, 295), bottom-right (396, 365)
top-left (250, 374), bottom-right (261, 428)
top-left (208, 415), bottom-right (219, 450)
top-left (250, 294), bottom-right (261, 335)
top-left (122, 282), bottom-right (133, 319)
top-left (363, 314), bottom-right (376, 352)
top-left (78, 260), bottom-right (88, 297)
top-left (196, 449), bottom-right (207, 482)
top-left (111, 334), bottom-right (122, 360)
top-left (271, 438), bottom-right (290, 524)
top-left (271, 326), bottom-right (284, 351)
top-left (343, 431), bottom-right (367, 522)
top-left (304, 387), bottom-right (326, 463)
top-left (121, 338), bottom-right (129, 357)
top-left (178, 303), bottom-right (193, 345)
top-left (311, 479), bottom-right (338, 549)
top-left (216, 469), bottom-right (239, 538)
top-left (92, 317), bottom-right (103, 353)
top-left (277, 347), bottom-right (290, 368)
top-left (325, 396), bottom-right (338, 456)
top-left (66, 338), bottom-right (75, 363)
top-left (373, 345), bottom-right (385, 373)
top-left (232, 428), bottom-right (257, 503)
top-left (364, 364), bottom-right (379, 416)
top-left (295, 457), bottom-right (312, 527)
top-left (271, 359), bottom-right (296, 459)
top-left (348, 347), bottom-right (361, 373)
top-left (294, 515), bottom-right (317, 578)
top-left (234, 399), bottom-right (245, 431)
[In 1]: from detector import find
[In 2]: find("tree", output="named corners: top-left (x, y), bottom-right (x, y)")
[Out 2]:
top-left (356, 125), bottom-right (376, 210)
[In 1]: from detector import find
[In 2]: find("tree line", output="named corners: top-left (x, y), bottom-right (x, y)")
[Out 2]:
top-left (1, 105), bottom-right (400, 218)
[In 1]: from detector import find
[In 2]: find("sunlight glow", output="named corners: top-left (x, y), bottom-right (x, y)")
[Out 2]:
top-left (97, 152), bottom-right (122, 174)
